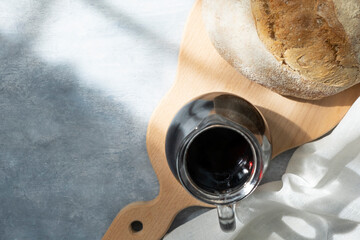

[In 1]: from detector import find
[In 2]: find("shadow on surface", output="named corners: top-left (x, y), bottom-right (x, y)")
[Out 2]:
top-left (165, 206), bottom-right (211, 238)
top-left (284, 83), bottom-right (360, 107)
top-left (256, 106), bottom-right (311, 157)
top-left (0, 28), bottom-right (158, 239)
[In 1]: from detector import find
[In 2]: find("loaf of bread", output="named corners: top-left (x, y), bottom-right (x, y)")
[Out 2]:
top-left (203, 0), bottom-right (360, 99)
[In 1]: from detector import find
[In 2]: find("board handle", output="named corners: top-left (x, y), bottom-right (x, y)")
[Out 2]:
top-left (102, 186), bottom-right (205, 240)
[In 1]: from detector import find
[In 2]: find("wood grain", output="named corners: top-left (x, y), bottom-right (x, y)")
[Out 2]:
top-left (103, 0), bottom-right (360, 239)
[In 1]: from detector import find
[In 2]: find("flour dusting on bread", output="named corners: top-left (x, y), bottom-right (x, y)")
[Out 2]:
top-left (203, 0), bottom-right (360, 99)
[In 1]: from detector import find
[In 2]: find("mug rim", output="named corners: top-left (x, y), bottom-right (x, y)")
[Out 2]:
top-left (176, 119), bottom-right (264, 205)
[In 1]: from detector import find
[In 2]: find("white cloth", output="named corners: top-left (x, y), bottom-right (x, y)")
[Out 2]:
top-left (165, 97), bottom-right (360, 240)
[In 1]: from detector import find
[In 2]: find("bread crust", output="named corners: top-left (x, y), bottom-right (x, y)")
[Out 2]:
top-left (203, 0), bottom-right (360, 99)
top-left (251, 0), bottom-right (359, 85)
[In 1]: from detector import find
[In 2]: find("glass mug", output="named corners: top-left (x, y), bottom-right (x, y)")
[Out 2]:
top-left (165, 93), bottom-right (272, 232)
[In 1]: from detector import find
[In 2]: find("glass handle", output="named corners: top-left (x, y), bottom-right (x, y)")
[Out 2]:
top-left (216, 204), bottom-right (236, 232)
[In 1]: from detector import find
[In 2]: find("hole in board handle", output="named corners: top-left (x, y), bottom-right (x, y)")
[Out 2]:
top-left (130, 220), bottom-right (143, 233)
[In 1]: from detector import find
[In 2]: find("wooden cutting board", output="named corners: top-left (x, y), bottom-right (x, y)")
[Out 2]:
top-left (103, 0), bottom-right (360, 239)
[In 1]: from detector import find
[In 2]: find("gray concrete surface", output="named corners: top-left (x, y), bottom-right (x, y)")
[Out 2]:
top-left (0, 1), bottom-right (294, 239)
